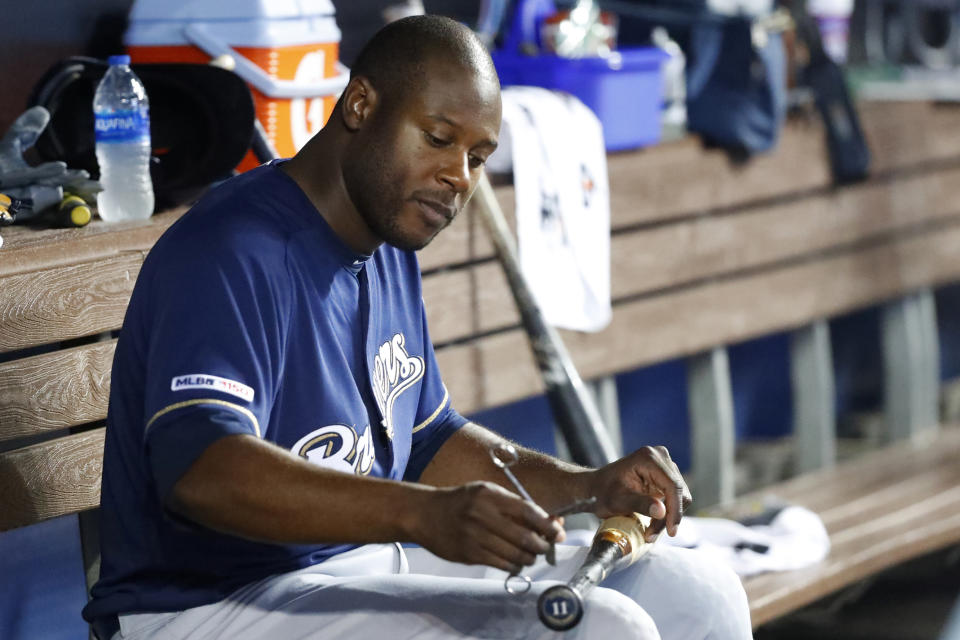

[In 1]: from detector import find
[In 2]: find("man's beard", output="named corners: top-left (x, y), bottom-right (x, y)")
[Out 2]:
top-left (362, 203), bottom-right (434, 252)
top-left (343, 151), bottom-right (442, 252)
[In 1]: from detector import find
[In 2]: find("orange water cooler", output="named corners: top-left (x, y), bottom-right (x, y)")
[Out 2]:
top-left (125, 0), bottom-right (349, 170)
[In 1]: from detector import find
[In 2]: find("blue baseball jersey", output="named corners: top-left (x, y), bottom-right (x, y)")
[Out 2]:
top-left (83, 161), bottom-right (467, 623)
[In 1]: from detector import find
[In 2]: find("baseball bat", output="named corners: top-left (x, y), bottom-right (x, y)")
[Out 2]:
top-left (537, 512), bottom-right (652, 630)
top-left (471, 174), bottom-right (618, 469)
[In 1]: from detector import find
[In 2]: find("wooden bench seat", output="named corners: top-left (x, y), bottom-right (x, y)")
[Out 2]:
top-left (2, 101), bottom-right (960, 633)
top-left (733, 426), bottom-right (960, 627)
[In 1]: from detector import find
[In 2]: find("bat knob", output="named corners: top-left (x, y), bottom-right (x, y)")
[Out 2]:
top-left (537, 584), bottom-right (584, 630)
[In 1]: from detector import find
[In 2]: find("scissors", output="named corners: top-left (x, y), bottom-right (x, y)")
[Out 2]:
top-left (489, 443), bottom-right (597, 594)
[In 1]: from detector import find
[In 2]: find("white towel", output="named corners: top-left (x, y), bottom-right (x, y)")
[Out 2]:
top-left (488, 87), bottom-right (611, 332)
top-left (660, 505), bottom-right (831, 577)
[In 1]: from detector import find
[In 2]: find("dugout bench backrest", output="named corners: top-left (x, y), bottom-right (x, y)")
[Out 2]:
top-left (1, 101), bottom-right (959, 630)
top-left (0, 211), bottom-right (185, 590)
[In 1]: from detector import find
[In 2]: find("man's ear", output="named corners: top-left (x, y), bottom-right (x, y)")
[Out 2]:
top-left (341, 76), bottom-right (378, 131)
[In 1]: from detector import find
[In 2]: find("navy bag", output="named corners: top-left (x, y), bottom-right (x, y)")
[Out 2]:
top-left (684, 17), bottom-right (787, 156)
top-left (610, 1), bottom-right (788, 156)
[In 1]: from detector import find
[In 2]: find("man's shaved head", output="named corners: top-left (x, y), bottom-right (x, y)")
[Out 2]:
top-left (349, 15), bottom-right (499, 106)
top-left (287, 14), bottom-right (502, 254)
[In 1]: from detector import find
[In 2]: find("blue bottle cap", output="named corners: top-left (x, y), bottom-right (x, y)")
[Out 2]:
top-left (108, 54), bottom-right (131, 66)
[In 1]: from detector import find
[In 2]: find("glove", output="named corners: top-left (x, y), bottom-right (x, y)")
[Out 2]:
top-left (0, 106), bottom-right (100, 220)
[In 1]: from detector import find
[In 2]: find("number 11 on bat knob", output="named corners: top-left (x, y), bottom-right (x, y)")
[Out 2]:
top-left (537, 584), bottom-right (584, 631)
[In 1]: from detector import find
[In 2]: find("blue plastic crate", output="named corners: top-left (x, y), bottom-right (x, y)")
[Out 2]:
top-left (492, 47), bottom-right (668, 151)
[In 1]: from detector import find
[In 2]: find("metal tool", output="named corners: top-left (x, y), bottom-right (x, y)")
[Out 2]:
top-left (490, 443), bottom-right (534, 502)
top-left (552, 496), bottom-right (597, 519)
top-left (489, 443), bottom-right (598, 584)
top-left (490, 442), bottom-right (537, 592)
top-left (505, 572), bottom-right (532, 595)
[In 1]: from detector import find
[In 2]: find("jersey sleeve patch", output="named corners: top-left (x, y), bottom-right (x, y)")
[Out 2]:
top-left (171, 374), bottom-right (255, 402)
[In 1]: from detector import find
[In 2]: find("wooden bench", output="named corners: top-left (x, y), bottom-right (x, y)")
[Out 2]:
top-left (2, 100), bottom-right (959, 631)
top-left (733, 427), bottom-right (960, 626)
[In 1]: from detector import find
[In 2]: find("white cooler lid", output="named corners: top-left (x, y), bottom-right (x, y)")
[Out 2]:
top-left (130, 0), bottom-right (336, 21)
top-left (125, 0), bottom-right (341, 48)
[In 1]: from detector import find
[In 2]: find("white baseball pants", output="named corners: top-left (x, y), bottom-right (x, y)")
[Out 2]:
top-left (109, 542), bottom-right (752, 640)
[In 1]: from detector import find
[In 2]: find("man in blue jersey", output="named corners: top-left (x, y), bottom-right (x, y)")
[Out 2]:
top-left (84, 14), bottom-right (751, 640)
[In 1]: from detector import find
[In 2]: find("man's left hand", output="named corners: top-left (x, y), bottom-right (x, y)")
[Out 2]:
top-left (587, 446), bottom-right (692, 542)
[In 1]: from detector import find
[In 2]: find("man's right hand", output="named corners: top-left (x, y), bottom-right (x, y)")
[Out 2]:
top-left (405, 481), bottom-right (565, 574)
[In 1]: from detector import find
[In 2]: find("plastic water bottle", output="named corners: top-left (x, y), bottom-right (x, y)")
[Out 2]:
top-left (94, 55), bottom-right (154, 222)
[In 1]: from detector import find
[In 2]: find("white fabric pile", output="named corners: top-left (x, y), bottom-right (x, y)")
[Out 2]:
top-left (659, 504), bottom-right (831, 577)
